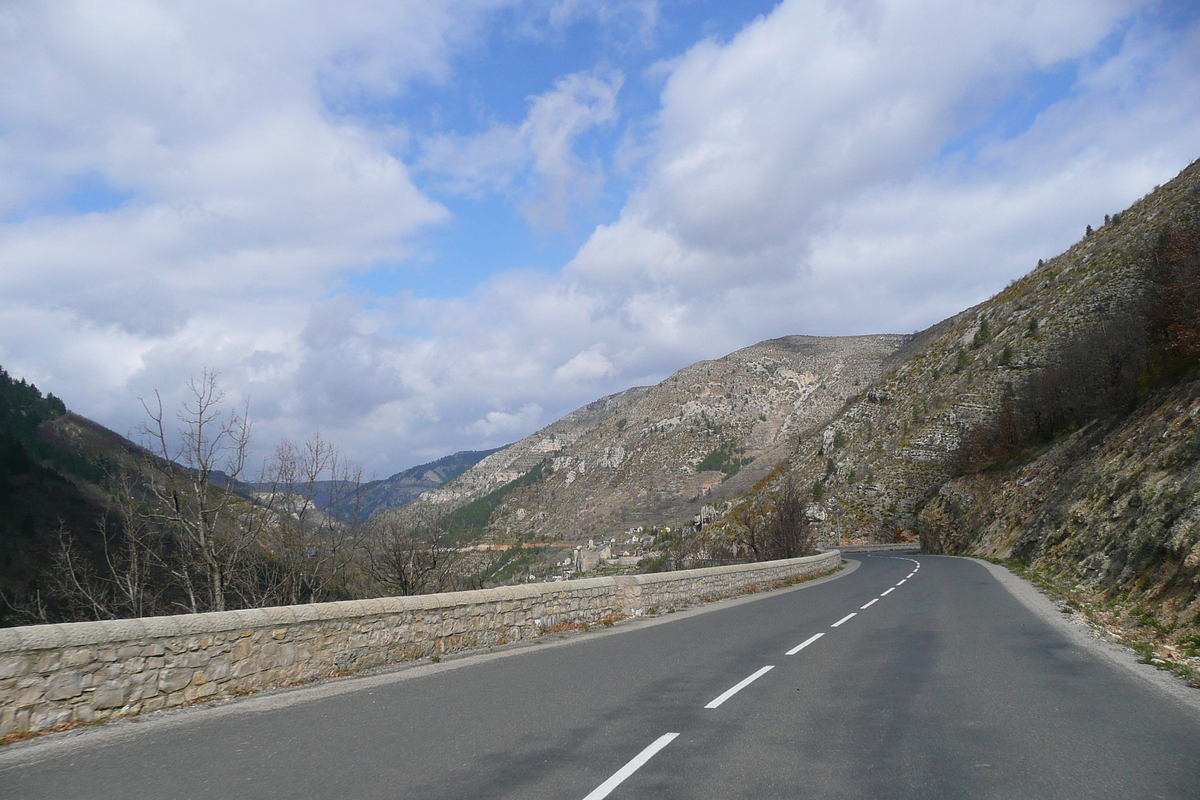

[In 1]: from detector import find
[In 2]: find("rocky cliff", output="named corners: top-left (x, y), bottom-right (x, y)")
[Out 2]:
top-left (723, 158), bottom-right (1199, 542)
top-left (399, 334), bottom-right (908, 540)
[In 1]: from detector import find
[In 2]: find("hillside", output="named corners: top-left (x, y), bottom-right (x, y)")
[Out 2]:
top-left (718, 157), bottom-right (1200, 669)
top-left (355, 448), bottom-right (500, 515)
top-left (0, 372), bottom-right (144, 626)
top-left (397, 334), bottom-right (909, 540)
top-left (255, 448), bottom-right (501, 520)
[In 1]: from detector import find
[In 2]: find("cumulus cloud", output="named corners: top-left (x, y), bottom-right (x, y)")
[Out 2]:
top-left (465, 403), bottom-right (544, 439)
top-left (554, 343), bottom-right (616, 383)
top-left (568, 0), bottom-right (1145, 291)
top-left (418, 68), bottom-right (623, 227)
top-left (0, 0), bottom-right (504, 447)
top-left (3, 0), bottom-right (1199, 477)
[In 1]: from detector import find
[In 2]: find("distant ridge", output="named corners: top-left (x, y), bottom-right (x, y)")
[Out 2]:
top-left (394, 333), bottom-right (910, 540)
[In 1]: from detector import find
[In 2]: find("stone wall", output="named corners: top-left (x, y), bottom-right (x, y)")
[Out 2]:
top-left (0, 551), bottom-right (839, 737)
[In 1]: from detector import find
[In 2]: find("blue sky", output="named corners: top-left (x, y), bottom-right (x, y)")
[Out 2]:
top-left (1, 0), bottom-right (1199, 476)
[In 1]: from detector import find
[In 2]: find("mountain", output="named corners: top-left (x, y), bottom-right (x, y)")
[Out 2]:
top-left (0, 371), bottom-right (155, 625)
top-left (351, 448), bottom-right (502, 518)
top-left (395, 334), bottom-right (909, 541)
top-left (719, 157), bottom-right (1200, 660)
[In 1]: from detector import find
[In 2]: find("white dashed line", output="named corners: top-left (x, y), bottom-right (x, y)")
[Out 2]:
top-left (705, 666), bottom-right (775, 709)
top-left (861, 599), bottom-right (878, 610)
top-left (831, 613), bottom-right (857, 628)
top-left (896, 579), bottom-right (907, 586)
top-left (786, 632), bottom-right (824, 655)
top-left (907, 573), bottom-right (915, 578)
top-left (582, 733), bottom-right (680, 800)
top-left (880, 588), bottom-right (895, 596)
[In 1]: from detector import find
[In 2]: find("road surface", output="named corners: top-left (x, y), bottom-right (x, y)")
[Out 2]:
top-left (3, 553), bottom-right (1198, 799)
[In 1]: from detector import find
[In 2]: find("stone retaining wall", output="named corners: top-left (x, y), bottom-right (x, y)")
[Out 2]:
top-left (0, 551), bottom-right (839, 737)
top-left (823, 543), bottom-right (921, 553)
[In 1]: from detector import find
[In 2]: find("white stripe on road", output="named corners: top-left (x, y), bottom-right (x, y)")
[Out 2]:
top-left (786, 633), bottom-right (824, 655)
top-left (860, 599), bottom-right (878, 610)
top-left (831, 613), bottom-right (857, 628)
top-left (582, 733), bottom-right (680, 800)
top-left (907, 573), bottom-right (915, 578)
top-left (705, 666), bottom-right (775, 709)
top-left (880, 588), bottom-right (895, 596)
top-left (896, 579), bottom-right (907, 586)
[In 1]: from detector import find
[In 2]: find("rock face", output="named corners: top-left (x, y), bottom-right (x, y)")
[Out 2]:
top-left (714, 157), bottom-right (1200, 645)
top-left (727, 157), bottom-right (1200, 550)
top-left (919, 374), bottom-right (1200, 618)
top-left (400, 334), bottom-right (908, 540)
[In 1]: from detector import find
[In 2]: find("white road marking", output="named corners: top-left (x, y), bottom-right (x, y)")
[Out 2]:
top-left (880, 588), bottom-right (895, 596)
top-left (582, 733), bottom-right (680, 800)
top-left (860, 599), bottom-right (878, 609)
top-left (907, 573), bottom-right (915, 578)
top-left (896, 579), bottom-right (907, 586)
top-left (831, 613), bottom-right (857, 628)
top-left (705, 666), bottom-right (775, 709)
top-left (786, 633), bottom-right (824, 655)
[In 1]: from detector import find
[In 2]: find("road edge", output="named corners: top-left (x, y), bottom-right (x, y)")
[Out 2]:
top-left (965, 555), bottom-right (1200, 718)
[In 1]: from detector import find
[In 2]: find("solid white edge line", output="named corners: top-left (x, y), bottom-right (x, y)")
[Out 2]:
top-left (860, 598), bottom-right (878, 609)
top-left (704, 665), bottom-right (775, 709)
top-left (582, 732), bottom-right (680, 800)
top-left (786, 632), bottom-right (825, 655)
top-left (831, 613), bottom-right (857, 628)
top-left (880, 587), bottom-right (895, 596)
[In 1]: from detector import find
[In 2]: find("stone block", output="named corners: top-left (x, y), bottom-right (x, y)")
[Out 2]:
top-left (158, 668), bottom-right (193, 694)
top-left (230, 657), bottom-right (262, 679)
top-left (0, 655), bottom-right (31, 680)
top-left (63, 648), bottom-right (94, 668)
top-left (46, 671), bottom-right (83, 701)
top-left (14, 685), bottom-right (44, 705)
top-left (30, 705), bottom-right (71, 730)
top-left (33, 652), bottom-right (63, 674)
top-left (92, 684), bottom-right (127, 709)
top-left (1, 706), bottom-right (17, 736)
top-left (205, 660), bottom-right (231, 682)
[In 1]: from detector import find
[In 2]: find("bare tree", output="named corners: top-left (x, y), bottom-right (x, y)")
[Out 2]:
top-left (366, 518), bottom-right (466, 597)
top-left (139, 370), bottom-right (254, 613)
top-left (730, 474), bottom-right (815, 562)
top-left (254, 434), bottom-right (366, 605)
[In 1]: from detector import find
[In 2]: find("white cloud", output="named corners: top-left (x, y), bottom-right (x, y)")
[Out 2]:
top-left (554, 343), bottom-right (616, 383)
top-left (3, 0), bottom-right (1199, 478)
top-left (417, 68), bottom-right (623, 227)
top-left (465, 403), bottom-right (544, 439)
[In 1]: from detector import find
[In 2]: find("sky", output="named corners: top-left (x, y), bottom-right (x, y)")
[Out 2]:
top-left (2, 0), bottom-right (1199, 478)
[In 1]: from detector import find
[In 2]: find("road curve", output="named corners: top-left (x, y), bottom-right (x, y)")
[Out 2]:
top-left (2, 554), bottom-right (1198, 799)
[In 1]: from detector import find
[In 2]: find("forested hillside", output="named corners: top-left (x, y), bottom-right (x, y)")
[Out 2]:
top-left (0, 370), bottom-right (111, 625)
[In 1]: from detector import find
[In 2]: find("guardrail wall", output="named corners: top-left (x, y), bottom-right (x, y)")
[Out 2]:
top-left (0, 550), bottom-right (839, 737)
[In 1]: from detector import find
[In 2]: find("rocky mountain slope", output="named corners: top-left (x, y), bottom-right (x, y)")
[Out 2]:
top-left (355, 448), bottom-right (500, 517)
top-left (724, 158), bottom-right (1198, 540)
top-left (261, 448), bottom-right (500, 520)
top-left (398, 334), bottom-right (908, 540)
top-left (718, 157), bottom-right (1200, 666)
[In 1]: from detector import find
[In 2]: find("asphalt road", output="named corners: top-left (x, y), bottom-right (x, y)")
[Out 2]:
top-left (3, 554), bottom-right (1199, 799)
